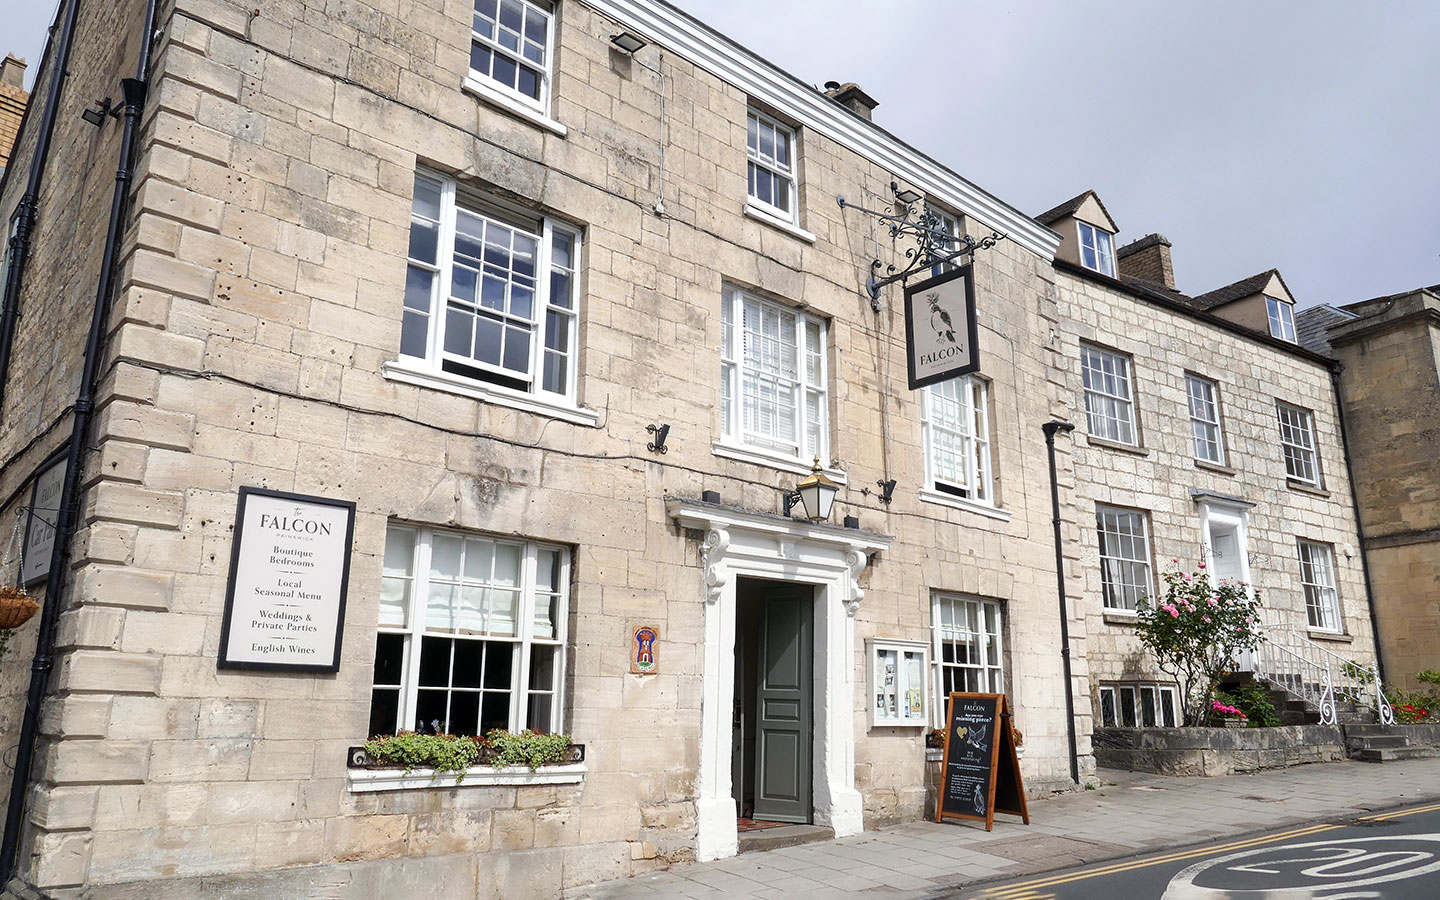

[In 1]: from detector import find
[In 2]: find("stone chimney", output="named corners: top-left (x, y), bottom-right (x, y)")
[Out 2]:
top-left (1, 55), bottom-right (25, 89)
top-left (1117, 233), bottom-right (1175, 289)
top-left (822, 81), bottom-right (877, 122)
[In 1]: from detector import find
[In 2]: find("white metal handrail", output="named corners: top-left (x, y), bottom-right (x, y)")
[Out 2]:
top-left (1251, 626), bottom-right (1393, 726)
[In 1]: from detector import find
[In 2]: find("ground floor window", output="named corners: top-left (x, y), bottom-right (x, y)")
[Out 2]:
top-left (368, 523), bottom-right (569, 737)
top-left (931, 594), bottom-right (1004, 725)
top-left (1100, 683), bottom-right (1179, 727)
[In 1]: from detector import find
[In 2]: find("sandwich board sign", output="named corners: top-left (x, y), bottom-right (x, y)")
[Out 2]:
top-left (935, 692), bottom-right (1030, 831)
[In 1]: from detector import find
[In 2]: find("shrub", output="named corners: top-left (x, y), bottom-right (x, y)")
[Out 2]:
top-left (479, 729), bottom-right (574, 770)
top-left (1231, 680), bottom-right (1282, 728)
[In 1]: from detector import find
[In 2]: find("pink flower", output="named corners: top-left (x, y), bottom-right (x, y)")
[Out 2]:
top-left (1198, 561), bottom-right (1207, 569)
top-left (1169, 608), bottom-right (1180, 618)
top-left (1182, 573), bottom-right (1193, 582)
top-left (1171, 558), bottom-right (1179, 564)
top-left (1206, 598), bottom-right (1218, 607)
top-left (1202, 615), bottom-right (1212, 623)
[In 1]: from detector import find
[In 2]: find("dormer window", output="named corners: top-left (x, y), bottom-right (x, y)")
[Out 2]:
top-left (1077, 221), bottom-right (1115, 277)
top-left (1266, 296), bottom-right (1297, 342)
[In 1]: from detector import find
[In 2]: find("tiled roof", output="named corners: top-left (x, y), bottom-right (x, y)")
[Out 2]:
top-left (1294, 304), bottom-right (1359, 358)
top-left (1035, 192), bottom-right (1090, 226)
top-left (1190, 269), bottom-right (1293, 311)
top-left (1119, 273), bottom-right (1203, 311)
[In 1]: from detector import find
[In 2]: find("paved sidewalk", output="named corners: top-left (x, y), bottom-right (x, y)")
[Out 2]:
top-left (568, 758), bottom-right (1440, 899)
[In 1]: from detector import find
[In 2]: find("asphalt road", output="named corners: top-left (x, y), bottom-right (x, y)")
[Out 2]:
top-left (949, 801), bottom-right (1440, 900)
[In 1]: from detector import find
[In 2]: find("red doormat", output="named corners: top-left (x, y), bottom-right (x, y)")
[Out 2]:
top-left (737, 817), bottom-right (792, 832)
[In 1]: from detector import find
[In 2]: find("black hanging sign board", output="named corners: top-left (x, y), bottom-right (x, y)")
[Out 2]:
top-left (935, 692), bottom-right (1030, 831)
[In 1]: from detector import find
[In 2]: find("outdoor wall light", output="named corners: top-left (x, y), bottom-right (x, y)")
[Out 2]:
top-left (891, 182), bottom-right (922, 206)
top-left (610, 31), bottom-right (648, 53)
top-left (784, 458), bottom-right (839, 522)
top-left (80, 98), bottom-right (116, 127)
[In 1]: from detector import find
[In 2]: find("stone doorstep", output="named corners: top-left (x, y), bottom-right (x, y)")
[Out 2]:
top-left (737, 824), bottom-right (834, 854)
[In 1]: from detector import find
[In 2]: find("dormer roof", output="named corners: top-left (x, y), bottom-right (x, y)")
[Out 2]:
top-left (1190, 269), bottom-right (1296, 311)
top-left (1034, 190), bottom-right (1118, 233)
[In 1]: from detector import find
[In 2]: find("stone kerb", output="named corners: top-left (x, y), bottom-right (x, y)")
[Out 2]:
top-left (1093, 725), bottom-right (1347, 777)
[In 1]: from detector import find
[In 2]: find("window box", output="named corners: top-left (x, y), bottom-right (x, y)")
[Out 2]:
top-left (346, 761), bottom-right (587, 793)
top-left (868, 639), bottom-right (929, 728)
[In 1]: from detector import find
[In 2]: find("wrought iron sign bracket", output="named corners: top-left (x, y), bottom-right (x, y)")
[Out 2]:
top-left (837, 182), bottom-right (1005, 309)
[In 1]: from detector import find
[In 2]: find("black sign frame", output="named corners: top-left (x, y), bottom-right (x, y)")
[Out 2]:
top-left (903, 264), bottom-right (981, 391)
top-left (217, 486), bottom-right (357, 673)
top-left (935, 691), bottom-right (1031, 831)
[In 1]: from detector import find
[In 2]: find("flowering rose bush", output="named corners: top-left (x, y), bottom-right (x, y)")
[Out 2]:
top-left (1211, 701), bottom-right (1248, 721)
top-left (1135, 564), bottom-right (1265, 726)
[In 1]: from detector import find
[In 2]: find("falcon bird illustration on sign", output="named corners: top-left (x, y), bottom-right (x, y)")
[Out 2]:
top-left (927, 291), bottom-right (958, 347)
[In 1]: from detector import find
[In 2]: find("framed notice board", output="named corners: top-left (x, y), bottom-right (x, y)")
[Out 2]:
top-left (935, 692), bottom-right (1030, 831)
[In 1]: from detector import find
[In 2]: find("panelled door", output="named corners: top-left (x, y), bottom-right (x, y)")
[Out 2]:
top-left (752, 586), bottom-right (813, 823)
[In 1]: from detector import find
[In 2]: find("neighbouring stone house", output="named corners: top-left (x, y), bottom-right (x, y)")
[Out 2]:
top-left (0, 0), bottom-right (1382, 897)
top-left (0, 55), bottom-right (31, 176)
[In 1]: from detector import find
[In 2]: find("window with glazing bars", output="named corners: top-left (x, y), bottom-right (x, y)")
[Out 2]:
top-left (746, 111), bottom-right (796, 221)
top-left (403, 172), bottom-right (580, 400)
top-left (1266, 297), bottom-right (1297, 342)
top-left (927, 206), bottom-right (961, 277)
top-left (369, 524), bottom-right (568, 738)
top-left (923, 376), bottom-right (992, 502)
top-left (1097, 506), bottom-right (1152, 610)
top-left (1186, 374), bottom-right (1225, 464)
top-left (1078, 221), bottom-right (1115, 276)
top-left (1100, 684), bottom-right (1179, 727)
top-left (1081, 344), bottom-right (1137, 445)
top-left (932, 595), bottom-right (1004, 725)
top-left (1276, 401), bottom-right (1320, 486)
top-left (1298, 539), bottom-right (1340, 631)
top-left (469, 0), bottom-right (553, 110)
top-left (720, 287), bottom-right (827, 462)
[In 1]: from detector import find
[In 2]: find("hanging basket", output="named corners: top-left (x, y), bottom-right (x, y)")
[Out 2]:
top-left (0, 586), bottom-right (40, 629)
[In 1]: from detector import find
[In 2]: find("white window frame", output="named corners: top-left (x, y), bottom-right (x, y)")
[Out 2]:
top-left (1298, 539), bottom-right (1341, 632)
top-left (1096, 505), bottom-right (1153, 611)
top-left (1077, 220), bottom-right (1116, 277)
top-left (921, 376), bottom-right (994, 506)
top-left (718, 285), bottom-right (829, 467)
top-left (1186, 373), bottom-right (1226, 465)
top-left (1266, 296), bottom-right (1297, 343)
top-left (927, 205), bottom-right (962, 277)
top-left (371, 524), bottom-right (569, 737)
top-left (867, 639), bottom-right (930, 728)
top-left (467, 0), bottom-right (556, 115)
top-left (746, 110), bottom-right (798, 223)
top-left (1081, 343), bottom-right (1138, 446)
top-left (1100, 684), bottom-right (1179, 728)
top-left (396, 171), bottom-right (582, 410)
top-left (1276, 401), bottom-right (1321, 487)
top-left (930, 595), bottom-right (1005, 727)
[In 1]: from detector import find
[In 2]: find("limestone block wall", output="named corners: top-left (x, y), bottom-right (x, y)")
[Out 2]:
top-left (1, 0), bottom-right (1091, 894)
top-left (1058, 272), bottom-right (1379, 710)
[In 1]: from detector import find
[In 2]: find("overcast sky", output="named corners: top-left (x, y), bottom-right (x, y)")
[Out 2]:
top-left (6, 1), bottom-right (1437, 306)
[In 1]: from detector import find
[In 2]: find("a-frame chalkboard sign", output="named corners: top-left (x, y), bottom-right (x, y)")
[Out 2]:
top-left (935, 692), bottom-right (1030, 831)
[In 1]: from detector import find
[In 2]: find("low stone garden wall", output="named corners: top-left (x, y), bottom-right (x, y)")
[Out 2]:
top-left (1093, 725), bottom-right (1347, 777)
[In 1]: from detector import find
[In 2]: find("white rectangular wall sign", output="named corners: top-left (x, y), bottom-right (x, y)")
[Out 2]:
top-left (218, 487), bottom-right (357, 672)
top-left (22, 456), bottom-right (66, 587)
top-left (904, 265), bottom-right (981, 390)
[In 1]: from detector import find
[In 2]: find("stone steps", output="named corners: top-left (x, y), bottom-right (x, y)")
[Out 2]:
top-left (1360, 746), bottom-right (1440, 763)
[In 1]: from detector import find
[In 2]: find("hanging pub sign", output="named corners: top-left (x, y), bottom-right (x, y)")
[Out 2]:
top-left (218, 487), bottom-right (356, 673)
top-left (904, 264), bottom-right (980, 390)
top-left (936, 692), bottom-right (1030, 831)
top-left (22, 456), bottom-right (67, 586)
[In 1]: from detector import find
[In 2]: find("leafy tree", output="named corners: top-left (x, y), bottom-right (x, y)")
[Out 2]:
top-left (1135, 566), bottom-right (1265, 726)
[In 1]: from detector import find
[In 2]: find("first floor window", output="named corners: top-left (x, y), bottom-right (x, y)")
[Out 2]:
top-left (927, 206), bottom-right (961, 277)
top-left (1100, 684), bottom-right (1179, 727)
top-left (1298, 539), bottom-right (1340, 631)
top-left (932, 595), bottom-right (1004, 725)
top-left (922, 376), bottom-right (993, 503)
top-left (1081, 343), bottom-right (1137, 445)
top-left (720, 286), bottom-right (828, 462)
top-left (1097, 505), bottom-right (1152, 610)
top-left (747, 110), bottom-right (797, 221)
top-left (1078, 220), bottom-right (1116, 276)
top-left (469, 0), bottom-right (553, 110)
top-left (1186, 374), bottom-right (1225, 464)
top-left (369, 524), bottom-right (569, 738)
top-left (403, 171), bottom-right (580, 401)
top-left (1276, 401), bottom-right (1321, 486)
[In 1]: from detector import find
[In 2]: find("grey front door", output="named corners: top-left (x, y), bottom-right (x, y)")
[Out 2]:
top-left (753, 586), bottom-right (812, 823)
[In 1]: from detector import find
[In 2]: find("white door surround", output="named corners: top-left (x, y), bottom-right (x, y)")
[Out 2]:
top-left (1193, 491), bottom-right (1255, 589)
top-left (666, 499), bottom-right (893, 862)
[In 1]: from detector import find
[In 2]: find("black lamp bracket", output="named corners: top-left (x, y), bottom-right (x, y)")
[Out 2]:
top-left (875, 478), bottom-right (897, 505)
top-left (782, 491), bottom-right (803, 516)
top-left (837, 182), bottom-right (1005, 307)
top-left (645, 423), bottom-right (669, 453)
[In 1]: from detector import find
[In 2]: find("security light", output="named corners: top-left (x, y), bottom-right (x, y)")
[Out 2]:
top-left (610, 32), bottom-right (648, 54)
top-left (892, 182), bottom-right (922, 206)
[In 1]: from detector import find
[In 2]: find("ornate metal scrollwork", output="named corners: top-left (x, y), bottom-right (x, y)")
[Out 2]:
top-left (837, 182), bottom-right (1005, 307)
top-left (1318, 669), bottom-right (1339, 726)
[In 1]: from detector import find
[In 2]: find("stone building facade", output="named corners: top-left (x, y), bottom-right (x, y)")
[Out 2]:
top-left (0, 0), bottom-right (1379, 897)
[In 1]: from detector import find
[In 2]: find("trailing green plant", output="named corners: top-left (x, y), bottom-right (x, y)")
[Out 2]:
top-left (479, 729), bottom-right (574, 770)
top-left (1135, 564), bottom-right (1265, 726)
top-left (362, 732), bottom-right (481, 776)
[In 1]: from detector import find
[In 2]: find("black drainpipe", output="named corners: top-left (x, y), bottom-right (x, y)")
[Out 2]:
top-left (0, 0), bottom-right (84, 412)
top-left (1330, 364), bottom-right (1385, 685)
top-left (0, 0), bottom-right (157, 882)
top-left (1042, 419), bottom-right (1080, 786)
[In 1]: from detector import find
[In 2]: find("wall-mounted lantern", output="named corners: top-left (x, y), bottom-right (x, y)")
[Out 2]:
top-left (784, 458), bottom-right (839, 522)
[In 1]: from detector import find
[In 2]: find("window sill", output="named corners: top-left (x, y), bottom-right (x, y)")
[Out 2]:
top-left (1194, 459), bottom-right (1236, 476)
top-left (1103, 610), bottom-right (1139, 626)
top-left (917, 488), bottom-right (1011, 522)
top-left (1085, 435), bottom-right (1149, 456)
top-left (1306, 629), bottom-right (1353, 644)
top-left (1286, 479), bottom-right (1330, 498)
top-left (711, 441), bottom-right (847, 484)
top-left (743, 203), bottom-right (817, 244)
top-left (382, 359), bottom-right (600, 427)
top-left (461, 76), bottom-right (567, 137)
top-left (925, 747), bottom-right (943, 763)
top-left (347, 763), bottom-right (587, 793)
